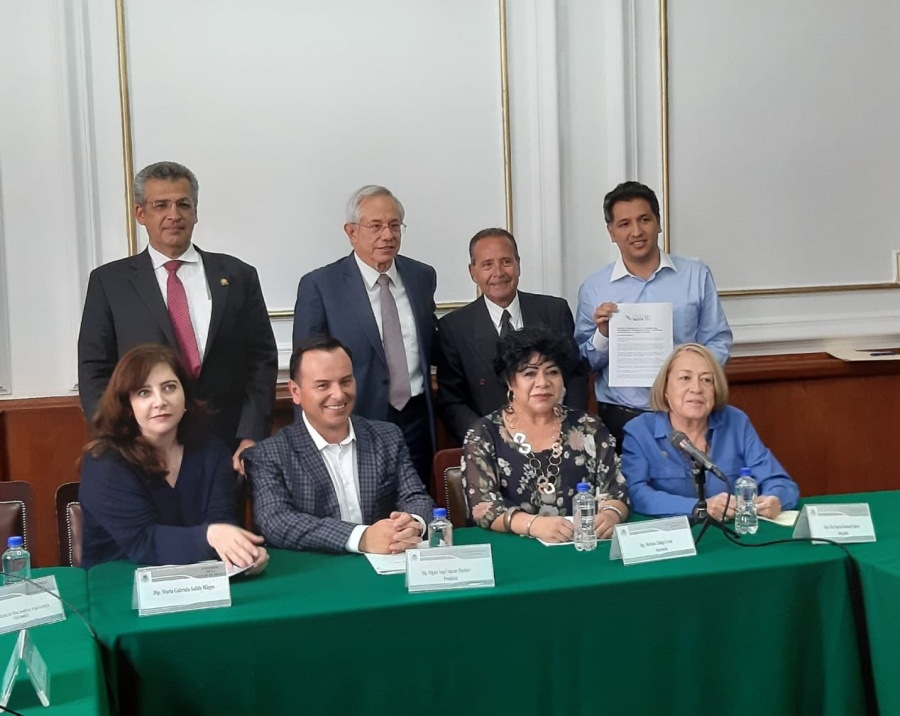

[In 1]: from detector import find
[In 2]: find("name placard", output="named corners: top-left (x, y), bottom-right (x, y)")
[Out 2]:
top-left (0, 576), bottom-right (66, 636)
top-left (793, 503), bottom-right (876, 544)
top-left (1, 630), bottom-right (50, 709)
top-left (610, 516), bottom-right (697, 566)
top-left (132, 562), bottom-right (231, 617)
top-left (405, 544), bottom-right (495, 593)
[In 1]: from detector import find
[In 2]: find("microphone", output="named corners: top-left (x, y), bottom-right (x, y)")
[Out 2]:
top-left (670, 431), bottom-right (727, 480)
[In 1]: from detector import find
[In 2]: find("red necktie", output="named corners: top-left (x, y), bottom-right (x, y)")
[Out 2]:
top-left (163, 260), bottom-right (202, 378)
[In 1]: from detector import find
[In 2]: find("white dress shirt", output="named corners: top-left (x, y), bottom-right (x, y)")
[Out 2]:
top-left (148, 243), bottom-right (213, 359)
top-left (484, 292), bottom-right (523, 335)
top-left (353, 253), bottom-right (425, 398)
top-left (302, 412), bottom-right (425, 553)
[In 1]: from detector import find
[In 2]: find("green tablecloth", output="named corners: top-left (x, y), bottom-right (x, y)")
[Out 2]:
top-left (0, 568), bottom-right (109, 715)
top-left (806, 490), bottom-right (900, 715)
top-left (87, 518), bottom-right (865, 715)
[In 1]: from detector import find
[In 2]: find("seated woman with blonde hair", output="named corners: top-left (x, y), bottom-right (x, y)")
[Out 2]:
top-left (79, 343), bottom-right (268, 572)
top-left (621, 343), bottom-right (798, 520)
top-left (463, 326), bottom-right (628, 542)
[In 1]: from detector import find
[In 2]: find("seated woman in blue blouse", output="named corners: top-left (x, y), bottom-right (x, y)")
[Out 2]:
top-left (621, 343), bottom-right (798, 520)
top-left (80, 344), bottom-right (269, 572)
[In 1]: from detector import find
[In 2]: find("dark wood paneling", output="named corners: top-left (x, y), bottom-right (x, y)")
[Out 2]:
top-left (3, 351), bottom-right (899, 565)
top-left (725, 353), bottom-right (900, 498)
top-left (0, 397), bottom-right (88, 567)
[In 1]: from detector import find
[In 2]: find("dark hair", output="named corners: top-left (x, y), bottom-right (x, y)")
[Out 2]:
top-left (290, 335), bottom-right (353, 382)
top-left (85, 344), bottom-right (208, 479)
top-left (468, 228), bottom-right (520, 264)
top-left (493, 325), bottom-right (576, 385)
top-left (602, 181), bottom-right (661, 224)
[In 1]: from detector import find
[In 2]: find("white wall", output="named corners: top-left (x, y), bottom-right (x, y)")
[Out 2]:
top-left (1, 0), bottom-right (898, 400)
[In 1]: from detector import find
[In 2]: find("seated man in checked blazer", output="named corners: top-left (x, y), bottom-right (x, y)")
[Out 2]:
top-left (245, 336), bottom-right (435, 554)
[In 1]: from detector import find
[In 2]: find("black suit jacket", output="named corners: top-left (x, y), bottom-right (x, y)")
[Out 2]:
top-left (292, 252), bottom-right (438, 447)
top-left (77, 246), bottom-right (278, 448)
top-left (436, 292), bottom-right (588, 444)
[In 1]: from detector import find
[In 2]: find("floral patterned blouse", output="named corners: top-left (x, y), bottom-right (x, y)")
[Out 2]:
top-left (462, 407), bottom-right (628, 529)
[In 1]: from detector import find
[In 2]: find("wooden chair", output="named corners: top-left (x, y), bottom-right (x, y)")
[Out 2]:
top-left (55, 482), bottom-right (83, 567)
top-left (431, 448), bottom-right (469, 528)
top-left (0, 481), bottom-right (36, 555)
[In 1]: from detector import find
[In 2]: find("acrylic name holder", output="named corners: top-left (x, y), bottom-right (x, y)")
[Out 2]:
top-left (0, 629), bottom-right (50, 708)
top-left (132, 562), bottom-right (231, 617)
top-left (793, 503), bottom-right (876, 544)
top-left (405, 544), bottom-right (495, 593)
top-left (0, 576), bottom-right (66, 636)
top-left (610, 516), bottom-right (697, 566)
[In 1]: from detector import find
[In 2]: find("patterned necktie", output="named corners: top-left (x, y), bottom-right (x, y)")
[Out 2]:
top-left (163, 260), bottom-right (202, 378)
top-left (499, 309), bottom-right (513, 339)
top-left (376, 274), bottom-right (411, 410)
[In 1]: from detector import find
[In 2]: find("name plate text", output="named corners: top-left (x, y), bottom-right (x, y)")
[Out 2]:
top-left (0, 576), bottom-right (66, 636)
top-left (793, 503), bottom-right (876, 544)
top-left (133, 561), bottom-right (231, 616)
top-left (406, 544), bottom-right (495, 593)
top-left (610, 516), bottom-right (697, 565)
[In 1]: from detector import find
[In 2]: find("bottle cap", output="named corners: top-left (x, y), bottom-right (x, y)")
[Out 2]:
top-left (739, 467), bottom-right (752, 477)
top-left (433, 508), bottom-right (447, 519)
top-left (576, 482), bottom-right (590, 493)
top-left (6, 536), bottom-right (23, 549)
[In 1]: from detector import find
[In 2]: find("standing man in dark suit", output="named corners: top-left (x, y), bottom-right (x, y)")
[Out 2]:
top-left (293, 185), bottom-right (437, 485)
top-left (77, 161), bottom-right (278, 471)
top-left (246, 336), bottom-right (434, 554)
top-left (436, 228), bottom-right (588, 445)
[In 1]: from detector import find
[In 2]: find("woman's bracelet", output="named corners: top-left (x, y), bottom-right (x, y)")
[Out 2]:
top-left (503, 507), bottom-right (521, 534)
top-left (600, 504), bottom-right (624, 521)
top-left (525, 515), bottom-right (538, 538)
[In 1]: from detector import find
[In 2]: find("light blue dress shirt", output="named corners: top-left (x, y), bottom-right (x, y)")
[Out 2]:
top-left (621, 406), bottom-right (799, 517)
top-left (575, 253), bottom-right (733, 409)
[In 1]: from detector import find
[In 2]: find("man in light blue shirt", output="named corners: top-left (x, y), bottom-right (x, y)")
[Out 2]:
top-left (575, 181), bottom-right (732, 447)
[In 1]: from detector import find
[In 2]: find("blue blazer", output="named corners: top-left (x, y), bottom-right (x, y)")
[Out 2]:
top-left (245, 417), bottom-right (435, 553)
top-left (292, 253), bottom-right (438, 446)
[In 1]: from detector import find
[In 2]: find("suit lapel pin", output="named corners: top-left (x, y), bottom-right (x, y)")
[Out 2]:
top-left (220, 278), bottom-right (229, 286)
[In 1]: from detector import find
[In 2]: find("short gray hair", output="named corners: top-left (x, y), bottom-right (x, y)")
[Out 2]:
top-left (134, 161), bottom-right (199, 206)
top-left (345, 185), bottom-right (405, 224)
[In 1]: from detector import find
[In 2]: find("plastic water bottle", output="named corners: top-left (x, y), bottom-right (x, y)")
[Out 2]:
top-left (428, 508), bottom-right (453, 547)
top-left (2, 536), bottom-right (31, 586)
top-left (573, 482), bottom-right (597, 552)
top-left (734, 468), bottom-right (759, 535)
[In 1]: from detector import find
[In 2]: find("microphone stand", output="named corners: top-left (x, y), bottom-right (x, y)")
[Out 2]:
top-left (689, 458), bottom-right (739, 546)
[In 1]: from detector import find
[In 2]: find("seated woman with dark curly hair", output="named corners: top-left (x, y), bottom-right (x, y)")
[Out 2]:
top-left (79, 343), bottom-right (269, 572)
top-left (462, 325), bottom-right (629, 542)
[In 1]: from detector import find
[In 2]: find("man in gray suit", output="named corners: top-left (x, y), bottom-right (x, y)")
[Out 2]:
top-left (246, 336), bottom-right (435, 554)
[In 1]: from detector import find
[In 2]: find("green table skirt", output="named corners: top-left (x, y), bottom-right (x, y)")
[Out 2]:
top-left (0, 568), bottom-right (109, 715)
top-left (88, 517), bottom-right (866, 715)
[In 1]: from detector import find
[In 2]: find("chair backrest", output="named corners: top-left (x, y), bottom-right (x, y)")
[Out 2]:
top-left (0, 481), bottom-right (36, 556)
top-left (431, 448), bottom-right (469, 528)
top-left (55, 482), bottom-right (83, 567)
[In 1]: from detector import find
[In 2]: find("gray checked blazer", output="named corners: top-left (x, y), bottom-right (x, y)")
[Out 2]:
top-left (245, 416), bottom-right (435, 553)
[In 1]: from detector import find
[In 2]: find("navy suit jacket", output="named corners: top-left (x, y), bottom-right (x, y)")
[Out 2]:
top-left (77, 247), bottom-right (278, 448)
top-left (245, 416), bottom-right (435, 553)
top-left (436, 292), bottom-right (589, 444)
top-left (292, 252), bottom-right (438, 446)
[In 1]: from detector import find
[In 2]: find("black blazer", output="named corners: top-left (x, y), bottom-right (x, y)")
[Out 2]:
top-left (292, 252), bottom-right (438, 447)
top-left (435, 292), bottom-right (588, 444)
top-left (77, 247), bottom-right (278, 448)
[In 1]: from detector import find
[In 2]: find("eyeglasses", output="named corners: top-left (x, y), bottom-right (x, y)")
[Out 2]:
top-left (146, 199), bottom-right (196, 213)
top-left (352, 222), bottom-right (406, 236)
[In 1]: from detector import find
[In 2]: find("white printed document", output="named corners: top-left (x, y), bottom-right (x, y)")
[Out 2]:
top-left (609, 303), bottom-right (673, 387)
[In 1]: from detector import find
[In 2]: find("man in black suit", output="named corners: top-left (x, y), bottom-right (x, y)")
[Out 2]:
top-left (292, 185), bottom-right (437, 485)
top-left (77, 161), bottom-right (278, 471)
top-left (436, 228), bottom-right (587, 444)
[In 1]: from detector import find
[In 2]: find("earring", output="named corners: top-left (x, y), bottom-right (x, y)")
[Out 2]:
top-left (504, 389), bottom-right (515, 413)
